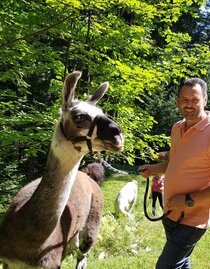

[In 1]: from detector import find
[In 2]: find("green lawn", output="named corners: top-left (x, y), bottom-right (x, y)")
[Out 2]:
top-left (61, 172), bottom-right (210, 269)
top-left (0, 172), bottom-right (209, 269)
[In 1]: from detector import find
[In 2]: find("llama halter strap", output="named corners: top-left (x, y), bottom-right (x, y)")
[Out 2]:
top-left (60, 115), bottom-right (100, 152)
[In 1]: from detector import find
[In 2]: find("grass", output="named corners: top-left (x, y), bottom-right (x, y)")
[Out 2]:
top-left (61, 172), bottom-right (210, 269)
top-left (0, 171), bottom-right (209, 269)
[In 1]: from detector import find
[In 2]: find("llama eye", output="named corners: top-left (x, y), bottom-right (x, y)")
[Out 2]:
top-left (73, 114), bottom-right (86, 123)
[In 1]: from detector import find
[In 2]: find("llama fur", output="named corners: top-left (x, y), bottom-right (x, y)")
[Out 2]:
top-left (114, 180), bottom-right (138, 218)
top-left (79, 162), bottom-right (105, 186)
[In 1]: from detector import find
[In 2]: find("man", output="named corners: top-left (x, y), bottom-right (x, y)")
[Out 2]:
top-left (139, 78), bottom-right (210, 269)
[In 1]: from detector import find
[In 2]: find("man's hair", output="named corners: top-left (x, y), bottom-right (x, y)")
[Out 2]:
top-left (178, 77), bottom-right (208, 97)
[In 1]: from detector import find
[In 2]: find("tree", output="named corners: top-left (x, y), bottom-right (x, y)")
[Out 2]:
top-left (0, 0), bottom-right (209, 208)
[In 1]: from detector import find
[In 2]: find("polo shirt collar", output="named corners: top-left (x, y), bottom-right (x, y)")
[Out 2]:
top-left (178, 111), bottom-right (210, 131)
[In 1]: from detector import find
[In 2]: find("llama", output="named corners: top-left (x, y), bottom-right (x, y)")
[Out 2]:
top-left (79, 162), bottom-right (105, 186)
top-left (114, 180), bottom-right (138, 218)
top-left (0, 71), bottom-right (124, 269)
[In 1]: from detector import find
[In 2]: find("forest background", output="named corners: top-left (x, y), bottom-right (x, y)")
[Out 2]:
top-left (0, 0), bottom-right (210, 214)
top-left (0, 0), bottom-right (210, 268)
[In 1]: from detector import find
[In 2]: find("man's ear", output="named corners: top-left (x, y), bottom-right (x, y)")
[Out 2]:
top-left (204, 95), bottom-right (208, 106)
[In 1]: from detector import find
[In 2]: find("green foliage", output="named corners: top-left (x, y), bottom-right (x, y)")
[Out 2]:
top-left (0, 0), bottom-right (209, 205)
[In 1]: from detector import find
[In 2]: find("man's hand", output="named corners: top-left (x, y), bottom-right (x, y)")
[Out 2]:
top-left (138, 160), bottom-right (168, 179)
top-left (166, 194), bottom-right (186, 212)
top-left (138, 164), bottom-right (153, 178)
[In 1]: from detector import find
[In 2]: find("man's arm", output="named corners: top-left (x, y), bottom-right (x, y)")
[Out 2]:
top-left (167, 186), bottom-right (210, 212)
top-left (191, 186), bottom-right (210, 206)
top-left (138, 160), bottom-right (169, 178)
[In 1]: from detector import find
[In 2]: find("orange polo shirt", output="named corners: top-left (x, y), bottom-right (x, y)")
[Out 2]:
top-left (164, 111), bottom-right (210, 229)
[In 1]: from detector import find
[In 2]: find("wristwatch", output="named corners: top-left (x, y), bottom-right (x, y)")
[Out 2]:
top-left (185, 193), bottom-right (194, 207)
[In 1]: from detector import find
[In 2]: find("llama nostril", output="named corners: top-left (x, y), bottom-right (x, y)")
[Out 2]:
top-left (109, 123), bottom-right (121, 135)
top-left (109, 127), bottom-right (118, 136)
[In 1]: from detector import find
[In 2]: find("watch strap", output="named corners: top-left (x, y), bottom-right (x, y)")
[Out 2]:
top-left (185, 193), bottom-right (194, 207)
top-left (186, 193), bottom-right (192, 201)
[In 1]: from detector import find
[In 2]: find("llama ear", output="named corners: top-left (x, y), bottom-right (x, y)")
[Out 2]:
top-left (88, 82), bottom-right (109, 104)
top-left (62, 71), bottom-right (82, 109)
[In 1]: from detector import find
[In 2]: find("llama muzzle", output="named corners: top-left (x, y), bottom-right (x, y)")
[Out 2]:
top-left (96, 115), bottom-right (124, 152)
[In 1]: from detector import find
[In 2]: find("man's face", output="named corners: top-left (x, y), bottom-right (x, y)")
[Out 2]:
top-left (176, 84), bottom-right (207, 121)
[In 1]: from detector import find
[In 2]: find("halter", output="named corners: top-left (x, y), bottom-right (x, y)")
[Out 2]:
top-left (59, 115), bottom-right (100, 152)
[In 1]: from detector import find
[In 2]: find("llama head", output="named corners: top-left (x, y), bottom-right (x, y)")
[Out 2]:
top-left (59, 71), bottom-right (124, 153)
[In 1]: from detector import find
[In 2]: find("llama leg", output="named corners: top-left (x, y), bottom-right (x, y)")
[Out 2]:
top-left (119, 204), bottom-right (130, 217)
top-left (76, 190), bottom-right (103, 268)
top-left (68, 233), bottom-right (85, 269)
top-left (76, 256), bottom-right (87, 269)
top-left (127, 197), bottom-right (137, 216)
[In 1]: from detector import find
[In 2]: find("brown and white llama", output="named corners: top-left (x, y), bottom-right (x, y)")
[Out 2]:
top-left (0, 71), bottom-right (124, 269)
top-left (79, 162), bottom-right (105, 186)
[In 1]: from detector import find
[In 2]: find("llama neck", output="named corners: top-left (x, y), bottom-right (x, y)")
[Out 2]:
top-left (20, 127), bottom-right (85, 240)
top-left (33, 149), bottom-right (82, 220)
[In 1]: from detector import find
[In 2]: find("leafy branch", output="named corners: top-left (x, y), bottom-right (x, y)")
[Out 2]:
top-left (0, 14), bottom-right (72, 49)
